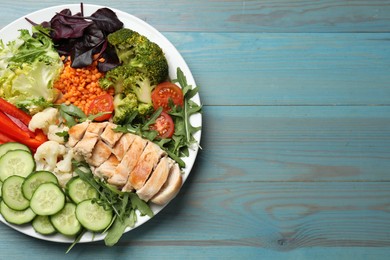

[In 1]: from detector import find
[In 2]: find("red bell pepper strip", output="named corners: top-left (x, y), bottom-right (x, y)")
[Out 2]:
top-left (0, 111), bottom-right (47, 150)
top-left (0, 132), bottom-right (16, 144)
top-left (5, 112), bottom-right (36, 138)
top-left (0, 97), bottom-right (32, 126)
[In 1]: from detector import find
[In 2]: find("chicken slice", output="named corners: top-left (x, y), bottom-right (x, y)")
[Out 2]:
top-left (136, 156), bottom-right (171, 202)
top-left (86, 122), bottom-right (108, 134)
top-left (73, 131), bottom-right (99, 158)
top-left (111, 133), bottom-right (137, 161)
top-left (128, 142), bottom-right (166, 190)
top-left (67, 121), bottom-right (90, 147)
top-left (87, 140), bottom-right (112, 167)
top-left (150, 163), bottom-right (182, 205)
top-left (100, 123), bottom-right (123, 147)
top-left (94, 154), bottom-right (120, 180)
top-left (73, 122), bottom-right (108, 158)
top-left (109, 135), bottom-right (147, 188)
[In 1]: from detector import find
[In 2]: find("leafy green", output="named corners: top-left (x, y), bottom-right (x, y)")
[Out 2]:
top-left (113, 67), bottom-right (201, 168)
top-left (0, 25), bottom-right (63, 114)
top-left (57, 103), bottom-right (110, 127)
top-left (72, 160), bottom-right (154, 247)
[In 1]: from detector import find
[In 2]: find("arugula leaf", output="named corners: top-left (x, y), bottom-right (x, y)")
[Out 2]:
top-left (113, 68), bottom-right (201, 168)
top-left (72, 160), bottom-right (154, 247)
top-left (57, 103), bottom-right (111, 127)
top-left (168, 67), bottom-right (202, 157)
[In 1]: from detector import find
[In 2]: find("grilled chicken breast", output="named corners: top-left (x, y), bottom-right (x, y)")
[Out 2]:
top-left (67, 122), bottom-right (183, 205)
top-left (67, 121), bottom-right (90, 147)
top-left (136, 156), bottom-right (171, 202)
top-left (128, 142), bottom-right (166, 190)
top-left (110, 135), bottom-right (148, 189)
top-left (151, 163), bottom-right (182, 205)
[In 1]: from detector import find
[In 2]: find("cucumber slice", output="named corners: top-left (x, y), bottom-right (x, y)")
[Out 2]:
top-left (22, 171), bottom-right (59, 200)
top-left (0, 149), bottom-right (35, 182)
top-left (0, 180), bottom-right (2, 198)
top-left (66, 177), bottom-right (98, 204)
top-left (1, 175), bottom-right (29, 210)
top-left (50, 202), bottom-right (82, 236)
top-left (0, 200), bottom-right (36, 225)
top-left (0, 142), bottom-right (30, 158)
top-left (76, 199), bottom-right (113, 232)
top-left (32, 215), bottom-right (56, 235)
top-left (30, 183), bottom-right (65, 216)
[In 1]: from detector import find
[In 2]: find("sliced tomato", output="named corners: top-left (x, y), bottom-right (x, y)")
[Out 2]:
top-left (150, 111), bottom-right (175, 139)
top-left (86, 94), bottom-right (114, 121)
top-left (151, 82), bottom-right (184, 112)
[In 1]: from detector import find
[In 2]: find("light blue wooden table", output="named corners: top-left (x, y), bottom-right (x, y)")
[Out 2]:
top-left (1, 0), bottom-right (390, 259)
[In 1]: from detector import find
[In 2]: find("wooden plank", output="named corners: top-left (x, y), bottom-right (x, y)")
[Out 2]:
top-left (194, 105), bottom-right (390, 182)
top-left (1, 1), bottom-right (390, 33)
top-left (1, 182), bottom-right (390, 258)
top-left (163, 32), bottom-right (390, 106)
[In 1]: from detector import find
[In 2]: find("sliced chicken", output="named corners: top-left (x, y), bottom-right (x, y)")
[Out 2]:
top-left (94, 154), bottom-right (120, 180)
top-left (73, 131), bottom-right (99, 158)
top-left (136, 156), bottom-right (171, 202)
top-left (100, 123), bottom-right (123, 147)
top-left (111, 133), bottom-right (137, 161)
top-left (150, 163), bottom-right (182, 205)
top-left (67, 121), bottom-right (184, 206)
top-left (86, 122), bottom-right (108, 134)
top-left (67, 121), bottom-right (90, 147)
top-left (128, 142), bottom-right (167, 190)
top-left (109, 135), bottom-right (147, 188)
top-left (73, 122), bottom-right (108, 158)
top-left (87, 140), bottom-right (112, 167)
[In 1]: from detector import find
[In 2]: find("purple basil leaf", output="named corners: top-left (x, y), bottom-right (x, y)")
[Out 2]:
top-left (97, 44), bottom-right (121, 72)
top-left (91, 8), bottom-right (123, 34)
top-left (82, 24), bottom-right (105, 48)
top-left (50, 9), bottom-right (93, 40)
top-left (71, 42), bottom-right (94, 68)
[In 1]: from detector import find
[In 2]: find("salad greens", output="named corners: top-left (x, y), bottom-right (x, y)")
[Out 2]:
top-left (73, 160), bottom-right (153, 246)
top-left (0, 3), bottom-right (202, 250)
top-left (0, 26), bottom-right (63, 114)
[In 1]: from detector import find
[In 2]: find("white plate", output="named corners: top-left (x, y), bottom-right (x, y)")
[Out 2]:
top-left (0, 4), bottom-right (201, 243)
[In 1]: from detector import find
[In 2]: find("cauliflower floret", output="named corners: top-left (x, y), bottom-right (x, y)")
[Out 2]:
top-left (28, 107), bottom-right (59, 134)
top-left (47, 125), bottom-right (69, 144)
top-left (54, 149), bottom-right (76, 187)
top-left (34, 141), bottom-right (67, 171)
top-left (35, 141), bottom-right (76, 187)
top-left (55, 148), bottom-right (74, 173)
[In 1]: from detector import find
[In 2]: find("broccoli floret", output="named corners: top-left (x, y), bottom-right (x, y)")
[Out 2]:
top-left (100, 65), bottom-right (156, 104)
top-left (112, 92), bottom-right (153, 125)
top-left (101, 28), bottom-right (169, 124)
top-left (99, 64), bottom-right (134, 93)
top-left (107, 28), bottom-right (168, 83)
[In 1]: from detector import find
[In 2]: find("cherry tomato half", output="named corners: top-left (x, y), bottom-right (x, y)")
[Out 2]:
top-left (150, 111), bottom-right (175, 138)
top-left (151, 82), bottom-right (184, 112)
top-left (86, 93), bottom-right (114, 121)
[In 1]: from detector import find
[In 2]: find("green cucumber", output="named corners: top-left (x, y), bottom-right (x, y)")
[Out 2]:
top-left (0, 142), bottom-right (30, 158)
top-left (50, 202), bottom-right (82, 236)
top-left (76, 199), bottom-right (113, 232)
top-left (32, 215), bottom-right (56, 235)
top-left (30, 183), bottom-right (65, 216)
top-left (1, 175), bottom-right (29, 210)
top-left (0, 149), bottom-right (35, 182)
top-left (66, 177), bottom-right (98, 204)
top-left (0, 200), bottom-right (35, 225)
top-left (22, 171), bottom-right (59, 200)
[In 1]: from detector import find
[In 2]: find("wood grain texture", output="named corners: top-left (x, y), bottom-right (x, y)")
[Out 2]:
top-left (197, 106), bottom-right (390, 182)
top-left (163, 32), bottom-right (390, 106)
top-left (1, 0), bottom-right (390, 32)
